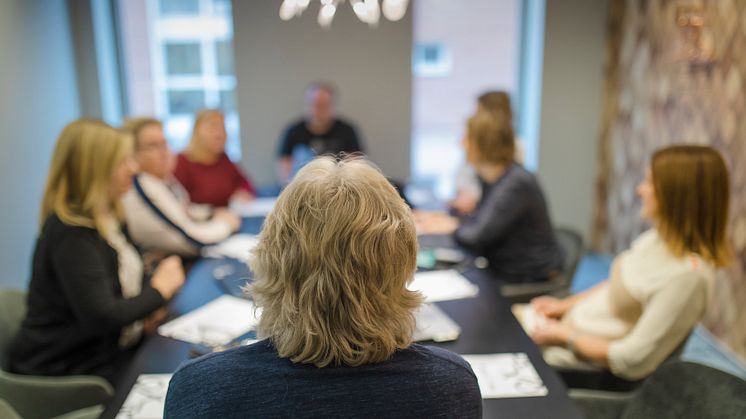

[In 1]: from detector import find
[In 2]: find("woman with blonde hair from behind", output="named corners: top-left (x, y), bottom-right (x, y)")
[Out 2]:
top-left (174, 109), bottom-right (256, 207)
top-left (165, 156), bottom-right (481, 418)
top-left (526, 145), bottom-right (731, 382)
top-left (9, 119), bottom-right (184, 386)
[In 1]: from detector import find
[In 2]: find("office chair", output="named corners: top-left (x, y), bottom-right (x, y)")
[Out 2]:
top-left (0, 289), bottom-right (113, 419)
top-left (570, 361), bottom-right (746, 419)
top-left (500, 227), bottom-right (584, 303)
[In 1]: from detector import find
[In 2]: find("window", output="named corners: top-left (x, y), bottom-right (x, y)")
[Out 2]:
top-left (215, 40), bottom-right (233, 76)
top-left (411, 0), bottom-right (522, 200)
top-left (160, 0), bottom-right (199, 16)
top-left (167, 90), bottom-right (205, 114)
top-left (117, 0), bottom-right (241, 160)
top-left (211, 0), bottom-right (231, 16)
top-left (219, 90), bottom-right (235, 113)
top-left (165, 43), bottom-right (202, 75)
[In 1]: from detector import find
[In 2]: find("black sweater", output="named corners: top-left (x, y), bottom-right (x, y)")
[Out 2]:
top-left (9, 214), bottom-right (164, 378)
top-left (454, 164), bottom-right (563, 282)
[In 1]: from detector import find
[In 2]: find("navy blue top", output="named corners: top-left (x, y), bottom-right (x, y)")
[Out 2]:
top-left (455, 163), bottom-right (563, 282)
top-left (165, 340), bottom-right (482, 418)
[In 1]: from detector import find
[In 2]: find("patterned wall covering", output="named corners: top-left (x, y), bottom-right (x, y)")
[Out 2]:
top-left (593, 0), bottom-right (746, 360)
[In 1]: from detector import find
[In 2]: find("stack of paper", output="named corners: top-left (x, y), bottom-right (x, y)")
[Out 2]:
top-left (461, 353), bottom-right (548, 398)
top-left (201, 234), bottom-right (259, 265)
top-left (408, 269), bottom-right (479, 302)
top-left (116, 374), bottom-right (172, 419)
top-left (413, 303), bottom-right (461, 342)
top-left (158, 295), bottom-right (261, 347)
top-left (230, 197), bottom-right (277, 217)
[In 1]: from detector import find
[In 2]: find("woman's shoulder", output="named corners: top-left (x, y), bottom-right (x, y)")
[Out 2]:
top-left (404, 344), bottom-right (478, 378)
top-left (625, 229), bottom-right (714, 295)
top-left (38, 214), bottom-right (105, 254)
top-left (172, 340), bottom-right (275, 379)
top-left (42, 214), bottom-right (97, 238)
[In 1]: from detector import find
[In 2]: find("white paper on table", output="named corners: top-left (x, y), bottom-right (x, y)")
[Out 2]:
top-left (158, 295), bottom-right (261, 347)
top-left (116, 374), bottom-right (172, 419)
top-left (230, 197), bottom-right (277, 217)
top-left (408, 269), bottom-right (479, 303)
top-left (413, 303), bottom-right (461, 342)
top-left (461, 353), bottom-right (549, 399)
top-left (201, 234), bottom-right (259, 265)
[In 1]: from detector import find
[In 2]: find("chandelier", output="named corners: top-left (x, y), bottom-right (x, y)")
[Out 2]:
top-left (279, 0), bottom-right (410, 28)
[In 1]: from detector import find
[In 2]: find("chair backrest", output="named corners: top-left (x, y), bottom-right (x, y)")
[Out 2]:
top-left (499, 227), bottom-right (585, 302)
top-left (623, 361), bottom-right (746, 419)
top-left (0, 290), bottom-right (27, 371)
top-left (554, 227), bottom-right (584, 285)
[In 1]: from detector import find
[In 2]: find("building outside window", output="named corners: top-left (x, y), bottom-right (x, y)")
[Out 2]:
top-left (117, 0), bottom-right (242, 160)
top-left (411, 0), bottom-right (522, 200)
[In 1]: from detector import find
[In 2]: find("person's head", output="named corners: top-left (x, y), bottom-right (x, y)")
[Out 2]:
top-left (637, 144), bottom-right (731, 267)
top-left (464, 110), bottom-right (515, 166)
top-left (250, 156), bottom-right (422, 367)
top-left (186, 109), bottom-right (227, 162)
top-left (123, 117), bottom-right (172, 179)
top-left (304, 82), bottom-right (337, 128)
top-left (477, 90), bottom-right (513, 122)
top-left (41, 119), bottom-right (137, 237)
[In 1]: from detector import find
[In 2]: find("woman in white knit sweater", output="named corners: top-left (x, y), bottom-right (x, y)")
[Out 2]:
top-left (525, 145), bottom-right (731, 380)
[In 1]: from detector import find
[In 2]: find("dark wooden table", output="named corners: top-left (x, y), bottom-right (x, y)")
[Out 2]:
top-left (103, 220), bottom-right (583, 419)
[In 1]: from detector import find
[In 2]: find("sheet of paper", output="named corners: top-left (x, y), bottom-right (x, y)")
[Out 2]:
top-left (158, 295), bottom-right (261, 347)
top-left (413, 303), bottom-right (461, 342)
top-left (116, 374), bottom-right (172, 419)
top-left (201, 234), bottom-right (259, 265)
top-left (408, 269), bottom-right (479, 302)
top-left (461, 353), bottom-right (548, 399)
top-left (230, 197), bottom-right (277, 217)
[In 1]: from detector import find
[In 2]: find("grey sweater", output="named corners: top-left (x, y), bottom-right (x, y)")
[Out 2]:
top-left (455, 164), bottom-right (563, 282)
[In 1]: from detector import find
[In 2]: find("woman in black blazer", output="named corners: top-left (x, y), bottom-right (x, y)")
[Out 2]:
top-left (9, 119), bottom-right (184, 386)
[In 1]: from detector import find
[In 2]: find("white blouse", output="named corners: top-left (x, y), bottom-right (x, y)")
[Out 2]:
top-left (104, 216), bottom-right (144, 348)
top-left (564, 229), bottom-right (715, 380)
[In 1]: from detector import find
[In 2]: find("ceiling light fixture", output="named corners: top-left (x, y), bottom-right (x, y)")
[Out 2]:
top-left (279, 0), bottom-right (409, 29)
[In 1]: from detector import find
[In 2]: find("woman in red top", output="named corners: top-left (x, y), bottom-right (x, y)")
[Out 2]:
top-left (174, 110), bottom-right (256, 207)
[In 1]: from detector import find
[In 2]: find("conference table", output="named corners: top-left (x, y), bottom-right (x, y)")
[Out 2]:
top-left (102, 217), bottom-right (583, 419)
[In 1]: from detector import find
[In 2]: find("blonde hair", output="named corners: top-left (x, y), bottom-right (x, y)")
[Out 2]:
top-left (185, 109), bottom-right (223, 163)
top-left (250, 156), bottom-right (422, 367)
top-left (651, 145), bottom-right (731, 267)
top-left (122, 117), bottom-right (162, 150)
top-left (466, 110), bottom-right (515, 164)
top-left (40, 119), bottom-right (133, 238)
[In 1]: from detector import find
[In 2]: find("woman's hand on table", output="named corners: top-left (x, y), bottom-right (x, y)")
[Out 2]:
top-left (151, 255), bottom-right (185, 300)
top-left (213, 207), bottom-right (241, 232)
top-left (530, 319), bottom-right (571, 347)
top-left (143, 308), bottom-right (169, 334)
top-left (230, 189), bottom-right (254, 203)
top-left (414, 210), bottom-right (459, 235)
top-left (531, 296), bottom-right (570, 319)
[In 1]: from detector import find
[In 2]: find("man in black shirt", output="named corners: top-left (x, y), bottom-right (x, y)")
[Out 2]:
top-left (277, 82), bottom-right (364, 184)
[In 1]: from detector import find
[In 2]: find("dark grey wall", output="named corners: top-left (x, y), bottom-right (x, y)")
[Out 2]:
top-left (0, 1), bottom-right (81, 289)
top-left (232, 0), bottom-right (413, 185)
top-left (537, 0), bottom-right (609, 241)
